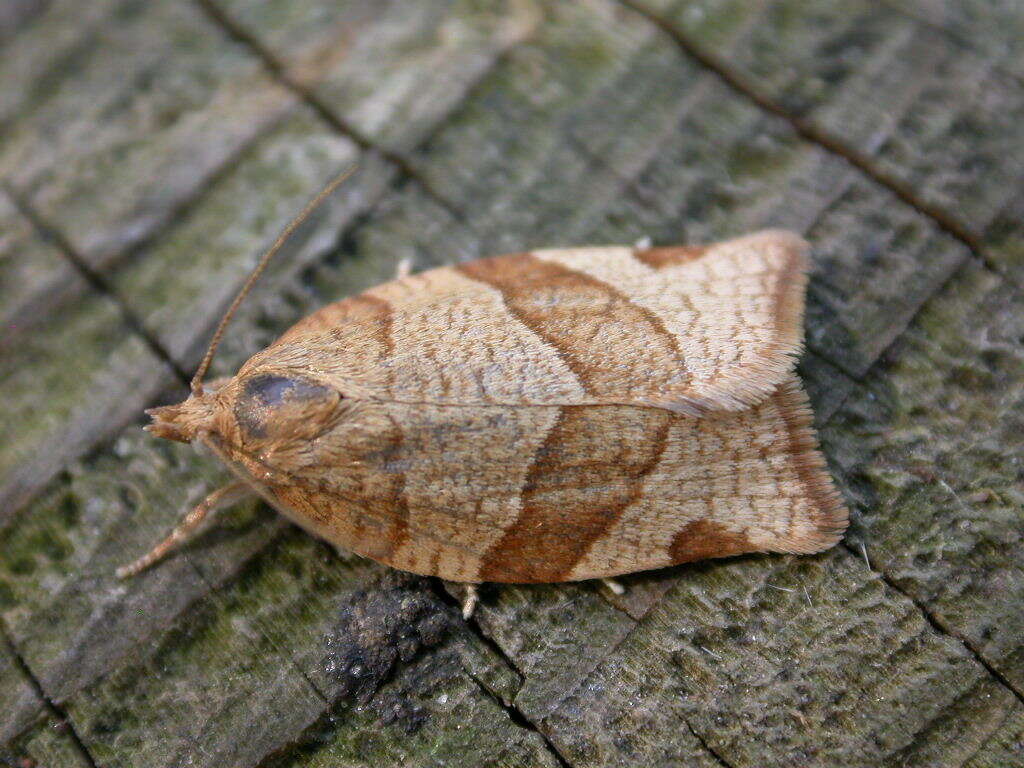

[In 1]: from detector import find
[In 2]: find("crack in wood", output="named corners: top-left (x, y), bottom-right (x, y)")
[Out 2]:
top-left (191, 0), bottom-right (503, 227)
top-left (430, 579), bottom-right (531, 683)
top-left (428, 579), bottom-right (582, 767)
top-left (840, 540), bottom-right (1024, 708)
top-left (462, 662), bottom-right (575, 768)
top-left (685, 719), bottom-right (738, 768)
top-left (809, 267), bottom-right (1024, 712)
top-left (810, 260), bottom-right (1024, 708)
top-left (613, 0), bottom-right (1017, 289)
top-left (2, 112), bottom-right (294, 352)
top-left (0, 619), bottom-right (100, 768)
top-left (460, 585), bottom-right (742, 768)
top-left (2, 182), bottom-right (191, 386)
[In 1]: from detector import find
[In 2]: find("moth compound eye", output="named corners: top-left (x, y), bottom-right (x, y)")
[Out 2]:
top-left (233, 373), bottom-right (341, 444)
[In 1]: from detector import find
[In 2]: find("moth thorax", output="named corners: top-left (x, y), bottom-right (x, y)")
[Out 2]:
top-left (231, 372), bottom-right (341, 446)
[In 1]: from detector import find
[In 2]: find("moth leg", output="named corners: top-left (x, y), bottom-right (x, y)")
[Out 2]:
top-left (461, 584), bottom-right (479, 620)
top-left (116, 481), bottom-right (252, 578)
top-left (331, 544), bottom-right (364, 563)
top-left (601, 578), bottom-right (626, 596)
top-left (394, 257), bottom-right (413, 280)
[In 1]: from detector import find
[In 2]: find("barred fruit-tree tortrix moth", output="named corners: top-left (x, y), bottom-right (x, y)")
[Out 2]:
top-left (120, 170), bottom-right (848, 613)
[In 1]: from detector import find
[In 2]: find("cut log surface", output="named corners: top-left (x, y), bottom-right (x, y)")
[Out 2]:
top-left (1, 1), bottom-right (1021, 767)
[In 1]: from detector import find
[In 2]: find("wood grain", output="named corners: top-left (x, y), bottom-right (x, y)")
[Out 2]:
top-left (2, 0), bottom-right (1021, 766)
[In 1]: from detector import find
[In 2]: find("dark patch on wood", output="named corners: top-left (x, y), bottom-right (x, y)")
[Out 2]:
top-left (323, 571), bottom-right (454, 707)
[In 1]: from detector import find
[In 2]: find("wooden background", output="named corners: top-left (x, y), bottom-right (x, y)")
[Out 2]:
top-left (1, 1), bottom-right (1022, 766)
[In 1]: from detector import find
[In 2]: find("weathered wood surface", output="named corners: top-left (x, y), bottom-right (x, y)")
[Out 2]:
top-left (1, 1), bottom-right (1021, 766)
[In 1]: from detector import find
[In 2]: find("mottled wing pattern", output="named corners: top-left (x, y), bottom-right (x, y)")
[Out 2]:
top-left (563, 376), bottom-right (846, 581)
top-left (270, 293), bottom-right (392, 349)
top-left (220, 229), bottom-right (847, 583)
top-left (529, 229), bottom-right (810, 412)
top-left (238, 375), bottom-right (845, 583)
top-left (246, 230), bottom-right (809, 414)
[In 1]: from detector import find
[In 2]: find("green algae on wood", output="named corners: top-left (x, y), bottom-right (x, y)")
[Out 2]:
top-left (2, 0), bottom-right (1023, 765)
top-left (631, 0), bottom-right (1024, 283)
top-left (823, 261), bottom-right (1024, 694)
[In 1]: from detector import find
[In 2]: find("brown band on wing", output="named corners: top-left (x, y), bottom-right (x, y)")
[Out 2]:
top-left (769, 243), bottom-right (808, 351)
top-left (668, 519), bottom-right (752, 564)
top-left (772, 381), bottom-right (848, 550)
top-left (273, 294), bottom-right (393, 349)
top-left (270, 408), bottom-right (412, 564)
top-left (479, 405), bottom-right (673, 583)
top-left (633, 245), bottom-right (708, 269)
top-left (345, 410), bottom-right (413, 562)
top-left (458, 253), bottom-right (688, 399)
top-left (271, 484), bottom-right (337, 527)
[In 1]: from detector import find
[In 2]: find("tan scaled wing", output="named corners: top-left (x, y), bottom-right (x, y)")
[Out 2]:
top-left (248, 229), bottom-right (810, 415)
top-left (220, 228), bottom-right (845, 583)
top-left (215, 375), bottom-right (846, 583)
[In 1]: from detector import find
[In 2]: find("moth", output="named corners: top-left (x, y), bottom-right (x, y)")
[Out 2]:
top-left (120, 169), bottom-right (848, 617)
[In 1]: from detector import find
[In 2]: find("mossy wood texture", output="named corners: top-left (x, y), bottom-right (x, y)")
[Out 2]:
top-left (1, 1), bottom-right (1021, 766)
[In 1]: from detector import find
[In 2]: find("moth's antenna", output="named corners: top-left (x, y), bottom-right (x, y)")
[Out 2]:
top-left (190, 165), bottom-right (357, 396)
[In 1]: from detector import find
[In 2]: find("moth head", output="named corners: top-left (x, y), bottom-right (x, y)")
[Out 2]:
top-left (145, 394), bottom-right (220, 444)
top-left (146, 372), bottom-right (343, 451)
